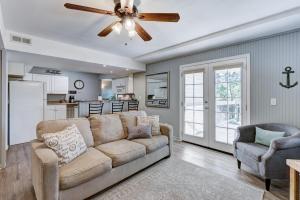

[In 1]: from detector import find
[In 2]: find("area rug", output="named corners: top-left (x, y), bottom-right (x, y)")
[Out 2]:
top-left (92, 158), bottom-right (264, 200)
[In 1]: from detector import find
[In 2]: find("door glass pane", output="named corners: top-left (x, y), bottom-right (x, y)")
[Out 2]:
top-left (184, 122), bottom-right (194, 135)
top-left (215, 83), bottom-right (228, 98)
top-left (194, 123), bottom-right (204, 137)
top-left (194, 73), bottom-right (203, 84)
top-left (185, 110), bottom-right (193, 123)
top-left (215, 127), bottom-right (227, 143)
top-left (194, 111), bottom-right (203, 123)
top-left (215, 69), bottom-right (228, 83)
top-left (184, 72), bottom-right (204, 138)
top-left (228, 68), bottom-right (241, 82)
top-left (185, 74), bottom-right (194, 84)
top-left (194, 85), bottom-right (203, 97)
top-left (194, 98), bottom-right (203, 110)
top-left (216, 98), bottom-right (228, 113)
top-left (215, 67), bottom-right (241, 145)
top-left (185, 98), bottom-right (193, 110)
top-left (216, 112), bottom-right (227, 127)
top-left (185, 85), bottom-right (193, 97)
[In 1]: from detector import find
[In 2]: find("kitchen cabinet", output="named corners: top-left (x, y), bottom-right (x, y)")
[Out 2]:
top-left (52, 76), bottom-right (69, 94)
top-left (44, 105), bottom-right (56, 120)
top-left (112, 75), bottom-right (134, 94)
top-left (32, 74), bottom-right (69, 94)
top-left (33, 74), bottom-right (52, 93)
top-left (8, 62), bottom-right (25, 76)
top-left (44, 105), bottom-right (67, 120)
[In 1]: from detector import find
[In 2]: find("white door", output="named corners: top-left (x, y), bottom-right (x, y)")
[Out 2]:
top-left (182, 64), bottom-right (209, 146)
top-left (209, 65), bottom-right (245, 152)
top-left (181, 56), bottom-right (249, 153)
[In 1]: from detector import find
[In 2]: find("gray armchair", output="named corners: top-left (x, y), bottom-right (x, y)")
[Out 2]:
top-left (233, 123), bottom-right (300, 191)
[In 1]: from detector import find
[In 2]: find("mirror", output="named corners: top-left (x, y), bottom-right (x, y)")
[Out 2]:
top-left (146, 72), bottom-right (169, 108)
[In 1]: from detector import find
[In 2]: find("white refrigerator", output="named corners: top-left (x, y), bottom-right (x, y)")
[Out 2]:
top-left (9, 81), bottom-right (46, 145)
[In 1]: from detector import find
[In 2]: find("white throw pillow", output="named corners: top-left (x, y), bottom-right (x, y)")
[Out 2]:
top-left (42, 124), bottom-right (87, 166)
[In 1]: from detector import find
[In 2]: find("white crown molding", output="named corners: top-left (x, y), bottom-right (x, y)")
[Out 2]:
top-left (135, 7), bottom-right (300, 64)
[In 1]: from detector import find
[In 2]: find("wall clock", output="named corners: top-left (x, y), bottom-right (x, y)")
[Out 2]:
top-left (74, 80), bottom-right (84, 90)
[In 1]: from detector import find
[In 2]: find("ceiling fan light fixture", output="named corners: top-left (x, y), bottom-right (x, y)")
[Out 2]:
top-left (112, 22), bottom-right (122, 34)
top-left (124, 17), bottom-right (135, 31)
top-left (128, 30), bottom-right (136, 38)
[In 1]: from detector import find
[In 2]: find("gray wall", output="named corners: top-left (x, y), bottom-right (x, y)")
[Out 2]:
top-left (144, 30), bottom-right (300, 138)
top-left (63, 71), bottom-right (101, 101)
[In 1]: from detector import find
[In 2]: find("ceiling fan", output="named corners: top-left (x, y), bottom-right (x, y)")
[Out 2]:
top-left (64, 0), bottom-right (180, 41)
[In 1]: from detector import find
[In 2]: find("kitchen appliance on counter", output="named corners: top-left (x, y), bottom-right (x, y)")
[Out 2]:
top-left (117, 93), bottom-right (136, 101)
top-left (9, 81), bottom-right (46, 145)
top-left (69, 95), bottom-right (75, 103)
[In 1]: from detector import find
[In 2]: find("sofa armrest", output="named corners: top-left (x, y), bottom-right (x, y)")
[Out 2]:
top-left (271, 133), bottom-right (300, 150)
top-left (160, 123), bottom-right (173, 156)
top-left (31, 142), bottom-right (59, 200)
top-left (234, 125), bottom-right (256, 146)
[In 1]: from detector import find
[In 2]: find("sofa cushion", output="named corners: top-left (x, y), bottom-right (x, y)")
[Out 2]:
top-left (37, 118), bottom-right (94, 147)
top-left (236, 142), bottom-right (269, 162)
top-left (89, 114), bottom-right (125, 145)
top-left (59, 148), bottom-right (112, 190)
top-left (96, 140), bottom-right (146, 167)
top-left (119, 111), bottom-right (147, 137)
top-left (132, 135), bottom-right (169, 153)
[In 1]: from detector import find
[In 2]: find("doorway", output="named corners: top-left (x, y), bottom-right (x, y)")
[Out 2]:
top-left (180, 55), bottom-right (250, 153)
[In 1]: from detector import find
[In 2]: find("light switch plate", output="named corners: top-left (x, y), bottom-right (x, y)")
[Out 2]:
top-left (270, 98), bottom-right (277, 106)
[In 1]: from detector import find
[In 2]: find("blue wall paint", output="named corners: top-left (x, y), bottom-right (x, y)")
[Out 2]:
top-left (145, 30), bottom-right (300, 138)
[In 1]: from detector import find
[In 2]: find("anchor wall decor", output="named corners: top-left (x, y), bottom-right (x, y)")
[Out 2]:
top-left (279, 66), bottom-right (298, 89)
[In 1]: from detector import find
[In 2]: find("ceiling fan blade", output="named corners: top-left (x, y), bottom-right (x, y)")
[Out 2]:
top-left (135, 22), bottom-right (152, 41)
top-left (98, 21), bottom-right (118, 37)
top-left (64, 3), bottom-right (114, 15)
top-left (121, 0), bottom-right (134, 10)
top-left (138, 13), bottom-right (180, 22)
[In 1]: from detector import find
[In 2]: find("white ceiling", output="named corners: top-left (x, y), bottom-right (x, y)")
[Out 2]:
top-left (2, 0), bottom-right (300, 63)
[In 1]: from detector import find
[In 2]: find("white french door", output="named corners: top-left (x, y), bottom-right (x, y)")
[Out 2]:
top-left (182, 65), bottom-right (209, 147)
top-left (181, 56), bottom-right (250, 153)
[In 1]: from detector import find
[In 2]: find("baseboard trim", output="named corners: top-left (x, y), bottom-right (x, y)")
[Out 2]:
top-left (181, 141), bottom-right (233, 156)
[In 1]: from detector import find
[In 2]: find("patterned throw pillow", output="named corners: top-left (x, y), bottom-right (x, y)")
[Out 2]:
top-left (127, 125), bottom-right (152, 140)
top-left (137, 115), bottom-right (161, 136)
top-left (42, 124), bottom-right (87, 166)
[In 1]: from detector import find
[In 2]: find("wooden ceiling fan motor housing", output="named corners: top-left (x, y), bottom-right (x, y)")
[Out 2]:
top-left (114, 2), bottom-right (138, 18)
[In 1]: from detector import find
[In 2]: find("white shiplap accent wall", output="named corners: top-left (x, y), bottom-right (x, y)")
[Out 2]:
top-left (146, 30), bottom-right (300, 138)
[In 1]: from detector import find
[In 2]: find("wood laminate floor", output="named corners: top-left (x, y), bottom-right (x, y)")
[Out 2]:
top-left (0, 142), bottom-right (288, 200)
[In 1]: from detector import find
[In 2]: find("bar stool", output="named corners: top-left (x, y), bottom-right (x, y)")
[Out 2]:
top-left (112, 101), bottom-right (124, 113)
top-left (128, 101), bottom-right (139, 111)
top-left (89, 102), bottom-right (104, 116)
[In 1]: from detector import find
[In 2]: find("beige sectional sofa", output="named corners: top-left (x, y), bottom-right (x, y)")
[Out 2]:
top-left (31, 111), bottom-right (173, 200)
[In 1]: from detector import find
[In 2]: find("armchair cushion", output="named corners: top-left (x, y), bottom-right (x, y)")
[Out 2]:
top-left (59, 148), bottom-right (112, 190)
top-left (236, 142), bottom-right (269, 162)
top-left (254, 127), bottom-right (285, 147)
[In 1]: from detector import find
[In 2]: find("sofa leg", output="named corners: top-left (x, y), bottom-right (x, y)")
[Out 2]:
top-left (265, 179), bottom-right (271, 191)
top-left (237, 160), bottom-right (241, 169)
